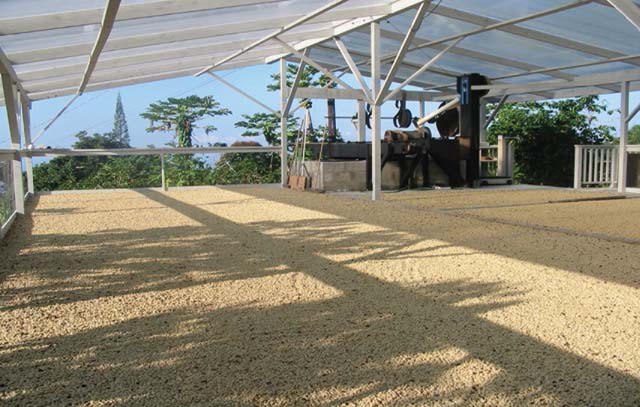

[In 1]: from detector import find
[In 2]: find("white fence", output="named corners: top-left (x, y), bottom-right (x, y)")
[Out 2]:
top-left (574, 145), bottom-right (618, 189)
top-left (0, 156), bottom-right (17, 239)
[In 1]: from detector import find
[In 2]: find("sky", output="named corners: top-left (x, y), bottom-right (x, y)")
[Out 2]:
top-left (1, 64), bottom-right (639, 155)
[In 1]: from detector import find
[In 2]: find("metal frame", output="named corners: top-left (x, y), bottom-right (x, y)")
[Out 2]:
top-left (208, 72), bottom-right (278, 115)
top-left (606, 0), bottom-right (640, 31)
top-left (1, 74), bottom-right (25, 214)
top-left (371, 21), bottom-right (382, 201)
top-left (619, 81), bottom-right (630, 193)
top-left (195, 0), bottom-right (350, 75)
top-left (334, 37), bottom-right (372, 103)
top-left (376, 1), bottom-right (430, 104)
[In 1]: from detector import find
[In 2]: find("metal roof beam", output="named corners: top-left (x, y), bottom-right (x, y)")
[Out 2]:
top-left (377, 1), bottom-right (431, 103)
top-left (264, 0), bottom-right (426, 64)
top-left (606, 0), bottom-right (640, 31)
top-left (432, 3), bottom-right (632, 60)
top-left (474, 68), bottom-right (640, 95)
top-left (8, 4), bottom-right (386, 65)
top-left (334, 37), bottom-right (372, 102)
top-left (78, 0), bottom-right (121, 94)
top-left (195, 0), bottom-right (351, 75)
top-left (14, 28), bottom-right (332, 83)
top-left (0, 46), bottom-right (28, 101)
top-left (274, 39), bottom-right (354, 90)
top-left (0, 0), bottom-right (281, 35)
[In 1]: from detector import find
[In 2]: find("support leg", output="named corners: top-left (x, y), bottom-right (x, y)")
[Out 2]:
top-left (371, 22), bottom-right (382, 201)
top-left (20, 94), bottom-right (34, 195)
top-left (357, 101), bottom-right (366, 142)
top-left (2, 74), bottom-right (25, 214)
top-left (280, 59), bottom-right (288, 187)
top-left (618, 81), bottom-right (629, 193)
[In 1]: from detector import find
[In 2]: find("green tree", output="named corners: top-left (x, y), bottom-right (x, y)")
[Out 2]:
top-left (488, 96), bottom-right (615, 186)
top-left (211, 141), bottom-right (280, 185)
top-left (112, 93), bottom-right (130, 146)
top-left (140, 95), bottom-right (231, 147)
top-left (606, 124), bottom-right (640, 146)
top-left (234, 112), bottom-right (299, 146)
top-left (33, 131), bottom-right (162, 191)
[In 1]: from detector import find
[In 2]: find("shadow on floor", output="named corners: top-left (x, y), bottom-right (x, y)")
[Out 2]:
top-left (0, 188), bottom-right (638, 406)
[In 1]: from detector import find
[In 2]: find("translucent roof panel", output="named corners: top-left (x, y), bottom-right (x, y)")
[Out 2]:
top-left (0, 0), bottom-right (639, 105)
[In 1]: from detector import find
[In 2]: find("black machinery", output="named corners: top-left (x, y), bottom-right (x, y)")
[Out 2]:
top-left (307, 73), bottom-right (502, 190)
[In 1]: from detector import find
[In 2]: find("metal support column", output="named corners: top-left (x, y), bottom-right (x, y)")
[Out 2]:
top-left (618, 81), bottom-right (629, 193)
top-left (20, 93), bottom-right (34, 195)
top-left (479, 99), bottom-right (487, 144)
top-left (357, 100), bottom-right (366, 142)
top-left (371, 22), bottom-right (382, 201)
top-left (280, 59), bottom-right (288, 187)
top-left (160, 154), bottom-right (167, 191)
top-left (1, 74), bottom-right (25, 214)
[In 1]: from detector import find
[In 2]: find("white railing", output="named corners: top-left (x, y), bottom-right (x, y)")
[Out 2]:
top-left (574, 145), bottom-right (618, 189)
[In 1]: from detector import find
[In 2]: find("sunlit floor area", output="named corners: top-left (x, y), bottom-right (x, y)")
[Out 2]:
top-left (1, 186), bottom-right (640, 406)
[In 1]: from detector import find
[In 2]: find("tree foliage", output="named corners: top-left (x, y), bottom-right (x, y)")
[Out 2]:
top-left (140, 95), bottom-right (231, 147)
top-left (487, 96), bottom-right (615, 187)
top-left (112, 93), bottom-right (130, 146)
top-left (211, 141), bottom-right (280, 185)
top-left (234, 112), bottom-right (299, 146)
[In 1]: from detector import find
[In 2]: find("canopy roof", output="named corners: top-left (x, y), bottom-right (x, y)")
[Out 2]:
top-left (1, 0), bottom-right (639, 105)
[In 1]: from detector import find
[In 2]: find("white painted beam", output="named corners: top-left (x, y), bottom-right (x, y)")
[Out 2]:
top-left (432, 3), bottom-right (633, 61)
top-left (334, 37), bottom-right (372, 102)
top-left (273, 39), bottom-right (354, 90)
top-left (280, 59), bottom-right (288, 188)
top-left (25, 146), bottom-right (280, 157)
top-left (9, 5), bottom-right (385, 65)
top-left (606, 0), bottom-right (640, 31)
top-left (475, 68), bottom-right (640, 95)
top-left (371, 21), bottom-right (382, 201)
top-left (0, 46), bottom-right (27, 100)
top-left (78, 0), bottom-right (121, 94)
top-left (196, 0), bottom-right (351, 75)
top-left (283, 56), bottom-right (307, 115)
top-left (484, 95), bottom-right (509, 129)
top-left (20, 93), bottom-right (33, 195)
top-left (627, 100), bottom-right (640, 123)
top-left (619, 81), bottom-right (630, 193)
top-left (377, 1), bottom-right (431, 104)
top-left (1, 74), bottom-right (25, 214)
top-left (417, 97), bottom-right (460, 126)
top-left (357, 101), bottom-right (366, 142)
top-left (208, 72), bottom-right (277, 115)
top-left (264, 0), bottom-right (426, 63)
top-left (383, 37), bottom-right (464, 103)
top-left (0, 0), bottom-right (281, 35)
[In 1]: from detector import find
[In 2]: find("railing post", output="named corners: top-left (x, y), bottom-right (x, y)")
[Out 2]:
top-left (574, 145), bottom-right (583, 189)
top-left (497, 135), bottom-right (507, 177)
top-left (160, 154), bottom-right (167, 191)
top-left (2, 74), bottom-right (25, 214)
top-left (618, 81), bottom-right (629, 193)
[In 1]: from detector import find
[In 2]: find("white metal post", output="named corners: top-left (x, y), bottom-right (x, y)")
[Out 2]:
top-left (371, 22), bottom-right (382, 201)
top-left (479, 99), bottom-right (487, 144)
top-left (1, 74), bottom-right (25, 214)
top-left (280, 59), bottom-right (288, 187)
top-left (618, 81), bottom-right (629, 193)
top-left (573, 145), bottom-right (583, 189)
top-left (160, 154), bottom-right (166, 191)
top-left (497, 135), bottom-right (506, 177)
top-left (419, 100), bottom-right (425, 119)
top-left (357, 100), bottom-right (366, 142)
top-left (20, 93), bottom-right (34, 195)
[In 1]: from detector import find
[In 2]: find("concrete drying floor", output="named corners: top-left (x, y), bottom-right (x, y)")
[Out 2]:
top-left (1, 186), bottom-right (639, 406)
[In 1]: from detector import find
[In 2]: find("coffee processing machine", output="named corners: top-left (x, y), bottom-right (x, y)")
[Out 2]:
top-left (303, 73), bottom-right (513, 191)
